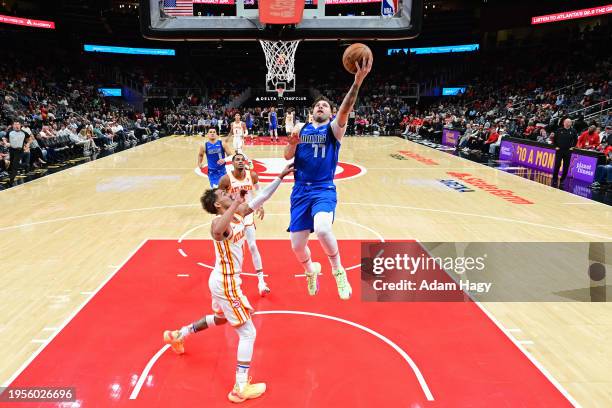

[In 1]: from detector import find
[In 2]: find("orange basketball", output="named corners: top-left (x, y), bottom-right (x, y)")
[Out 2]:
top-left (342, 43), bottom-right (373, 74)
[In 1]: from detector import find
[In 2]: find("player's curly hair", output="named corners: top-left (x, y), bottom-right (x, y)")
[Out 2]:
top-left (312, 96), bottom-right (334, 110)
top-left (201, 188), bottom-right (219, 214)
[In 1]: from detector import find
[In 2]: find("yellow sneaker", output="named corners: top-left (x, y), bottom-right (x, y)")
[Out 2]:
top-left (227, 378), bottom-right (267, 403)
top-left (333, 267), bottom-right (352, 300)
top-left (305, 262), bottom-right (321, 296)
top-left (163, 330), bottom-right (184, 354)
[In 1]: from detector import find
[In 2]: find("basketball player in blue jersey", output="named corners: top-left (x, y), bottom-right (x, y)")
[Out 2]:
top-left (198, 128), bottom-right (233, 188)
top-left (284, 57), bottom-right (372, 300)
top-left (268, 106), bottom-right (278, 142)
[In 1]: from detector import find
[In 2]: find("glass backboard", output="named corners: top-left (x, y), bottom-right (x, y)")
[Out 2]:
top-left (140, 0), bottom-right (422, 41)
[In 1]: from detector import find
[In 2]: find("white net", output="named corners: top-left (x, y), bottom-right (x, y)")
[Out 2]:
top-left (259, 40), bottom-right (300, 91)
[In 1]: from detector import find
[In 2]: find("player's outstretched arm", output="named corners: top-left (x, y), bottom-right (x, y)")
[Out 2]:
top-left (250, 171), bottom-right (265, 220)
top-left (238, 164), bottom-right (294, 216)
top-left (334, 56), bottom-right (373, 141)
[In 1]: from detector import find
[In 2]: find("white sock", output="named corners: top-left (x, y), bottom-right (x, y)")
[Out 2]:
top-left (236, 366), bottom-right (249, 390)
top-left (257, 271), bottom-right (265, 284)
top-left (179, 324), bottom-right (195, 338)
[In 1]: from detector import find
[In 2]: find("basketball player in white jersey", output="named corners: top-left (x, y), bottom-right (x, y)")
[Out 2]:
top-left (218, 153), bottom-right (269, 297)
top-left (230, 113), bottom-right (248, 154)
top-left (284, 109), bottom-right (295, 136)
top-left (163, 163), bottom-right (294, 404)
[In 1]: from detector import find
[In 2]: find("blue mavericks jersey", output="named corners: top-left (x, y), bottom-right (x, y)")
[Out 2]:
top-left (270, 112), bottom-right (277, 126)
top-left (205, 140), bottom-right (226, 172)
top-left (294, 123), bottom-right (340, 184)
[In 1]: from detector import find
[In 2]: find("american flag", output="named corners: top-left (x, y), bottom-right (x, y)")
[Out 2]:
top-left (163, 0), bottom-right (194, 16)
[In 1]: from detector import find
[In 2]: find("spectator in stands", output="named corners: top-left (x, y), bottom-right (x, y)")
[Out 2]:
top-left (483, 126), bottom-right (499, 154)
top-left (552, 118), bottom-right (578, 185)
top-left (591, 141), bottom-right (612, 190)
top-left (0, 136), bottom-right (10, 177)
top-left (576, 124), bottom-right (600, 149)
top-left (599, 125), bottom-right (611, 145)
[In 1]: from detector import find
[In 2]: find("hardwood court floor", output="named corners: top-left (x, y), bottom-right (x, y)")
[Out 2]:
top-left (0, 136), bottom-right (610, 406)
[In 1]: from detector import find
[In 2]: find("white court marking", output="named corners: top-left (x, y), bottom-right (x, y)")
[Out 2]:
top-left (129, 345), bottom-right (171, 399)
top-left (416, 241), bottom-right (581, 407)
top-left (128, 310), bottom-right (434, 401)
top-left (1, 198), bottom-right (608, 240)
top-left (3, 240), bottom-right (148, 388)
top-left (0, 204), bottom-right (198, 233)
top-left (337, 202), bottom-right (612, 241)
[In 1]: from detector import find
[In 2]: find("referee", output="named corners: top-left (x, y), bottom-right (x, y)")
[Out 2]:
top-left (552, 118), bottom-right (578, 185)
top-left (8, 120), bottom-right (26, 186)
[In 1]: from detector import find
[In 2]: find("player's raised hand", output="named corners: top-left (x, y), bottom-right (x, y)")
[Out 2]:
top-left (279, 163), bottom-right (295, 179)
top-left (354, 56), bottom-right (373, 85)
top-left (288, 123), bottom-right (303, 145)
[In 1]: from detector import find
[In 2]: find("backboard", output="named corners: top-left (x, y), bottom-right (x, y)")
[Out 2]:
top-left (140, 0), bottom-right (422, 41)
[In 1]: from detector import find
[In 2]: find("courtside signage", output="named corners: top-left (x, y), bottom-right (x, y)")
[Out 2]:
top-left (532, 5), bottom-right (612, 25)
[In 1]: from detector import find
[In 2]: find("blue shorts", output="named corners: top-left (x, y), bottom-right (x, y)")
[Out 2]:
top-left (208, 168), bottom-right (227, 188)
top-left (288, 183), bottom-right (337, 232)
top-left (269, 123), bottom-right (277, 130)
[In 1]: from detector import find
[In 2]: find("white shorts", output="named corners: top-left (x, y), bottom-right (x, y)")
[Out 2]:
top-left (209, 272), bottom-right (253, 326)
top-left (285, 125), bottom-right (294, 134)
top-left (233, 137), bottom-right (243, 151)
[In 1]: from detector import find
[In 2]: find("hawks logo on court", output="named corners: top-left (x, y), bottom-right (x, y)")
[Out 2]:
top-left (196, 158), bottom-right (366, 183)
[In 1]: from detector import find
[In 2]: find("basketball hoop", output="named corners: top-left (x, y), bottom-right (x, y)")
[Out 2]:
top-left (276, 87), bottom-right (285, 99)
top-left (259, 39), bottom-right (300, 92)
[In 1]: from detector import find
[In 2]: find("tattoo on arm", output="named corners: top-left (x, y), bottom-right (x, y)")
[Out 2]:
top-left (340, 82), bottom-right (361, 114)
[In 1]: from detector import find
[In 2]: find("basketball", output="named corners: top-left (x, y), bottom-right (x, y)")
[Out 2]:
top-left (342, 43), bottom-right (373, 74)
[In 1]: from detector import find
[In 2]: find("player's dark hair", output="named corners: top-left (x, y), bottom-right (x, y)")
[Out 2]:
top-left (312, 96), bottom-right (334, 110)
top-left (232, 153), bottom-right (245, 162)
top-left (201, 188), bottom-right (219, 214)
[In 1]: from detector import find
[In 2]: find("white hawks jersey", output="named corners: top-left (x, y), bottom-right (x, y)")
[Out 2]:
top-left (227, 171), bottom-right (256, 226)
top-left (213, 213), bottom-right (246, 276)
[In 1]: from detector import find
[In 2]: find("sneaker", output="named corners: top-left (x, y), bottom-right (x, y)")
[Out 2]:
top-left (333, 267), bottom-right (352, 300)
top-left (258, 281), bottom-right (270, 297)
top-left (591, 182), bottom-right (601, 189)
top-left (228, 378), bottom-right (266, 403)
top-left (305, 262), bottom-right (321, 296)
top-left (163, 330), bottom-right (184, 354)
